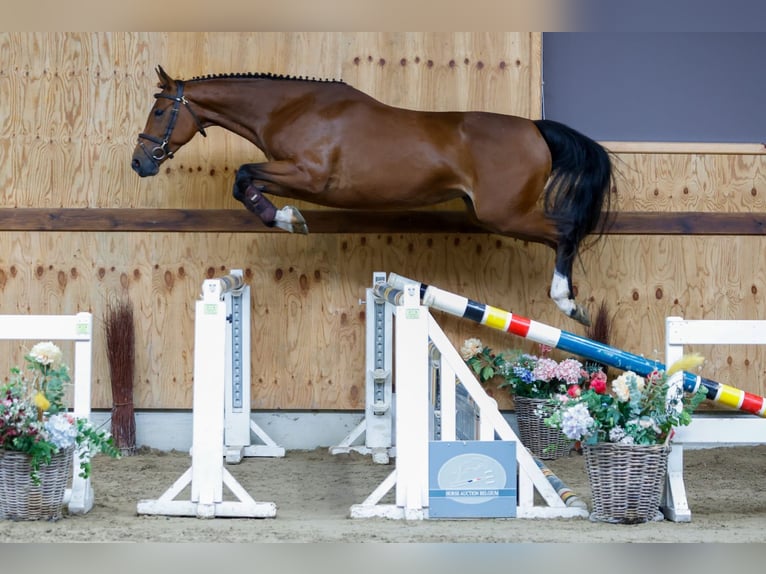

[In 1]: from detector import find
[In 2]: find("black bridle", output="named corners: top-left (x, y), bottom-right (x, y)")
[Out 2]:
top-left (137, 80), bottom-right (207, 165)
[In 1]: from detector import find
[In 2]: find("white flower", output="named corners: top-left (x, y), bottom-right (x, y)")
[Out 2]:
top-left (460, 338), bottom-right (483, 361)
top-left (29, 341), bottom-right (63, 367)
top-left (612, 377), bottom-right (629, 402)
top-left (44, 413), bottom-right (78, 449)
top-left (611, 371), bottom-right (645, 402)
top-left (609, 426), bottom-right (626, 442)
top-left (560, 402), bottom-right (594, 441)
top-left (638, 416), bottom-right (661, 433)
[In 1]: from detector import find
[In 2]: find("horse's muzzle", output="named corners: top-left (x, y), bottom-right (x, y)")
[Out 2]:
top-left (131, 155), bottom-right (159, 177)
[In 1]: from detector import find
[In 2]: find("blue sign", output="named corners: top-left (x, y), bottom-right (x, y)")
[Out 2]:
top-left (428, 440), bottom-right (517, 518)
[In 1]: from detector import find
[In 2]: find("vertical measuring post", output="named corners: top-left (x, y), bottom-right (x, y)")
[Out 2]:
top-left (330, 271), bottom-right (394, 463)
top-left (366, 271), bottom-right (393, 463)
top-left (223, 270), bottom-right (284, 463)
top-left (223, 270), bottom-right (251, 462)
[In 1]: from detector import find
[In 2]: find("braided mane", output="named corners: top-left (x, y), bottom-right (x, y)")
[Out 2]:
top-left (189, 72), bottom-right (344, 84)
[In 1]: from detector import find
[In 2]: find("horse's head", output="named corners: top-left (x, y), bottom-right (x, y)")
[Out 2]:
top-left (131, 66), bottom-right (207, 177)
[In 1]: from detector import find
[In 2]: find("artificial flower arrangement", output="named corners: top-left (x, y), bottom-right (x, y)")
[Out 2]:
top-left (0, 342), bottom-right (121, 483)
top-left (460, 337), bottom-right (602, 399)
top-left (541, 355), bottom-right (709, 446)
top-left (460, 338), bottom-right (509, 383)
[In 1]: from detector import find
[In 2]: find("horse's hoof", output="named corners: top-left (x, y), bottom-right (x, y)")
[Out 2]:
top-left (274, 206), bottom-right (309, 234)
top-left (273, 220), bottom-right (310, 234)
top-left (287, 205), bottom-right (306, 224)
top-left (571, 306), bottom-right (591, 327)
top-left (273, 220), bottom-right (294, 233)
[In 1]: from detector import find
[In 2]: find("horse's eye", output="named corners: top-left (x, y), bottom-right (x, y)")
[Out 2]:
top-left (154, 109), bottom-right (165, 118)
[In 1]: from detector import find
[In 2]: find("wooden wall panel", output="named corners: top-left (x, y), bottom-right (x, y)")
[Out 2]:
top-left (610, 152), bottom-right (766, 213)
top-left (576, 235), bottom-right (766, 410)
top-left (0, 231), bottom-right (550, 411)
top-left (2, 32), bottom-right (766, 413)
top-left (1, 229), bottom-right (765, 411)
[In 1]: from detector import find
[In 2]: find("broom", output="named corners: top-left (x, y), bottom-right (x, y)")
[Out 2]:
top-left (576, 299), bottom-right (613, 455)
top-left (104, 298), bottom-right (137, 455)
top-left (585, 299), bottom-right (612, 375)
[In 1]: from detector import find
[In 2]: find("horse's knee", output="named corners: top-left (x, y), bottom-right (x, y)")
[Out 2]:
top-left (235, 164), bottom-right (267, 197)
top-left (233, 167), bottom-right (253, 201)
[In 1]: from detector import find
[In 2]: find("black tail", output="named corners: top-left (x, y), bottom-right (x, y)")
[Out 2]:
top-left (533, 119), bottom-right (613, 255)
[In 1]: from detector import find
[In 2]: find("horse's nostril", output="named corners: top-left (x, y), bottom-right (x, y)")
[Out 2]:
top-left (131, 158), bottom-right (141, 170)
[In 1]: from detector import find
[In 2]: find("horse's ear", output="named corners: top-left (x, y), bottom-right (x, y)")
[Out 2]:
top-left (155, 65), bottom-right (174, 90)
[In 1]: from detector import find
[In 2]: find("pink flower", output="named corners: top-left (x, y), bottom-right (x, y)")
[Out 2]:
top-left (567, 385), bottom-right (582, 398)
top-left (532, 357), bottom-right (558, 382)
top-left (555, 358), bottom-right (585, 385)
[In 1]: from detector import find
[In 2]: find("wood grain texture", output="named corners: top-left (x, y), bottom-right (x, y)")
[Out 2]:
top-left (3, 209), bottom-right (766, 235)
top-left (612, 153), bottom-right (766, 213)
top-left (1, 230), bottom-right (765, 410)
top-left (2, 33), bottom-right (765, 413)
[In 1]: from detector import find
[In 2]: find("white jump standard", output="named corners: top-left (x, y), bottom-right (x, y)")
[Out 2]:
top-left (384, 273), bottom-right (766, 522)
top-left (137, 271), bottom-right (277, 518)
top-left (350, 282), bottom-right (588, 520)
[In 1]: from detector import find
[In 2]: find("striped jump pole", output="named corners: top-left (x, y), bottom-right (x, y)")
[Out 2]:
top-left (382, 273), bottom-right (766, 418)
top-left (533, 456), bottom-right (586, 509)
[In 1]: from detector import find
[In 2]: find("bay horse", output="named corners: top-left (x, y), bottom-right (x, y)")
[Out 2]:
top-left (132, 66), bottom-right (613, 326)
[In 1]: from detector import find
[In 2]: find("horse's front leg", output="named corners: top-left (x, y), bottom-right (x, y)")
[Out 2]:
top-left (232, 163), bottom-right (309, 234)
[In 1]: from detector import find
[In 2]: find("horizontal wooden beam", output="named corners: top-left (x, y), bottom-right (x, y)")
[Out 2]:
top-left (606, 212), bottom-right (766, 235)
top-left (602, 141), bottom-right (766, 155)
top-left (0, 208), bottom-right (486, 233)
top-left (0, 208), bottom-right (765, 235)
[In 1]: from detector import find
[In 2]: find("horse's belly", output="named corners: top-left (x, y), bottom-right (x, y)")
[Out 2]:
top-left (322, 153), bottom-right (469, 208)
top-left (321, 178), bottom-right (465, 209)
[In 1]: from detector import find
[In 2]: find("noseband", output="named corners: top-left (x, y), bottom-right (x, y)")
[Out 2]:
top-left (137, 80), bottom-right (207, 165)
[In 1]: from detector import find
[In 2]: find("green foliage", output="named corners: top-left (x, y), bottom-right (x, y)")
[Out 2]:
top-left (0, 342), bottom-right (120, 484)
top-left (543, 367), bottom-right (708, 446)
top-left (461, 338), bottom-right (592, 399)
top-left (74, 417), bottom-right (122, 479)
top-left (461, 341), bottom-right (510, 384)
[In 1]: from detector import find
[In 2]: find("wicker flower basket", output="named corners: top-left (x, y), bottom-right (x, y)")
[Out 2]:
top-left (0, 446), bottom-right (73, 521)
top-left (514, 396), bottom-right (574, 460)
top-left (584, 442), bottom-right (669, 524)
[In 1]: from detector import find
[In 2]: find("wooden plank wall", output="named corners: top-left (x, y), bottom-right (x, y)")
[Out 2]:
top-left (585, 151), bottom-right (766, 412)
top-left (0, 32), bottom-right (764, 413)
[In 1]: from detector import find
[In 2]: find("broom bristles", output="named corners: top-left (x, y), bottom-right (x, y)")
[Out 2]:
top-left (584, 299), bottom-right (612, 376)
top-left (104, 297), bottom-right (136, 455)
top-left (586, 299), bottom-right (612, 346)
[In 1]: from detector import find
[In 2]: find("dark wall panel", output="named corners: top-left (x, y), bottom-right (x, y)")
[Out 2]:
top-left (543, 33), bottom-right (766, 143)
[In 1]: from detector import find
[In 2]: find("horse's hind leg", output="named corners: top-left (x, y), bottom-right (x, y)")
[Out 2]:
top-left (551, 241), bottom-right (590, 326)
